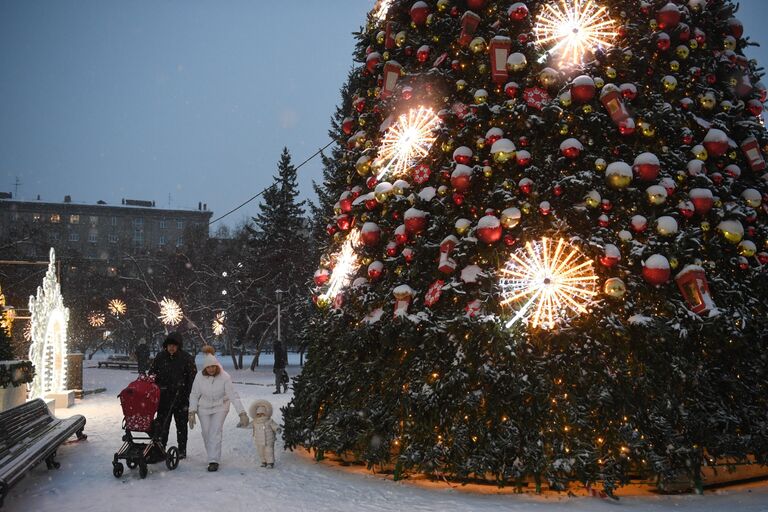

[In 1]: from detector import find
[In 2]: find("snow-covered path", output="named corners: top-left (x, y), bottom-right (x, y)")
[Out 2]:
top-left (4, 354), bottom-right (768, 512)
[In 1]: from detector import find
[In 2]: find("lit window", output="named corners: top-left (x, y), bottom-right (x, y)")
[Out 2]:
top-left (69, 232), bottom-right (80, 242)
top-left (51, 213), bottom-right (61, 223)
top-left (69, 215), bottom-right (80, 224)
top-left (33, 213), bottom-right (41, 222)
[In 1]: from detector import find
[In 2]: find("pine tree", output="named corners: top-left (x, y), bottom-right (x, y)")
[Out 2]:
top-left (285, 0), bottom-right (768, 492)
top-left (250, 148), bottom-right (311, 345)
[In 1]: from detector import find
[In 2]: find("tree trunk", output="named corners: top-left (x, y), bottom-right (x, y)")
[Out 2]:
top-left (250, 351), bottom-right (261, 371)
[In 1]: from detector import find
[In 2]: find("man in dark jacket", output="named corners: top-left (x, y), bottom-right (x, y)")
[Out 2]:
top-left (150, 331), bottom-right (196, 458)
top-left (272, 339), bottom-right (288, 394)
top-left (134, 340), bottom-right (150, 374)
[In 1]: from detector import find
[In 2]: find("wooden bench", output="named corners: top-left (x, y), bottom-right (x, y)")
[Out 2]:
top-left (97, 360), bottom-right (138, 370)
top-left (0, 399), bottom-right (87, 508)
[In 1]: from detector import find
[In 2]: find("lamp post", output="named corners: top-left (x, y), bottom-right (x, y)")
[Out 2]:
top-left (275, 289), bottom-right (284, 346)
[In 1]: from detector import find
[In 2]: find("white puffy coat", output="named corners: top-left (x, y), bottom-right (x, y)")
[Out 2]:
top-left (188, 369), bottom-right (245, 415)
top-left (249, 399), bottom-right (280, 446)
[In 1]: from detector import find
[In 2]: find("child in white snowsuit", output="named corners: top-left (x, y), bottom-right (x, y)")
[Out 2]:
top-left (249, 399), bottom-right (280, 468)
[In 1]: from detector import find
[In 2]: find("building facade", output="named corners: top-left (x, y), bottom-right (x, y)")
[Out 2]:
top-left (0, 194), bottom-right (213, 263)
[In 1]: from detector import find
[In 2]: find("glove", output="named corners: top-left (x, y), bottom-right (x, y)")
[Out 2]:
top-left (188, 411), bottom-right (196, 430)
top-left (237, 412), bottom-right (250, 428)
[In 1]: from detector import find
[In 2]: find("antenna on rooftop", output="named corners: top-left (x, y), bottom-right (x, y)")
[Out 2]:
top-left (14, 176), bottom-right (21, 197)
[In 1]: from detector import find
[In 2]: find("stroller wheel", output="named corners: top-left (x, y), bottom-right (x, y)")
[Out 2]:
top-left (112, 462), bottom-right (124, 478)
top-left (138, 460), bottom-right (148, 479)
top-left (166, 446), bottom-right (180, 470)
top-left (126, 460), bottom-right (138, 470)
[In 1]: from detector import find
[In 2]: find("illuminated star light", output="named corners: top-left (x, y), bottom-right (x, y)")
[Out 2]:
top-left (376, 107), bottom-right (439, 180)
top-left (373, 0), bottom-right (393, 21)
top-left (534, 0), bottom-right (619, 66)
top-left (108, 299), bottom-right (127, 316)
top-left (322, 230), bottom-right (362, 302)
top-left (499, 238), bottom-right (598, 330)
top-left (212, 312), bottom-right (226, 336)
top-left (159, 297), bottom-right (183, 326)
top-left (88, 311), bottom-right (106, 328)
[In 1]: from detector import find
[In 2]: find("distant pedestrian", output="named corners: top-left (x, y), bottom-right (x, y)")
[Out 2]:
top-left (149, 331), bottom-right (196, 459)
top-left (249, 399), bottom-right (280, 468)
top-left (134, 340), bottom-right (150, 374)
top-left (272, 340), bottom-right (288, 394)
top-left (188, 345), bottom-right (249, 472)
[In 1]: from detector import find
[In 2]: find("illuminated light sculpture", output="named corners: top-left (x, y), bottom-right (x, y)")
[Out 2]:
top-left (159, 297), bottom-right (183, 326)
top-left (320, 230), bottom-right (362, 304)
top-left (0, 285), bottom-right (12, 337)
top-left (499, 238), bottom-right (598, 330)
top-left (373, 0), bottom-right (393, 21)
top-left (376, 107), bottom-right (440, 180)
top-left (88, 311), bottom-right (106, 328)
top-left (108, 298), bottom-right (127, 316)
top-left (23, 322), bottom-right (32, 342)
top-left (534, 0), bottom-right (619, 66)
top-left (28, 248), bottom-right (70, 399)
top-left (212, 311), bottom-right (226, 336)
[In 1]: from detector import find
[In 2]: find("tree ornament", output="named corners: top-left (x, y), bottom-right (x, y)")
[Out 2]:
top-left (314, 268), bottom-right (330, 287)
top-left (504, 81), bottom-right (520, 98)
top-left (539, 67), bottom-right (559, 89)
top-left (451, 165), bottom-right (473, 192)
top-left (585, 190), bottom-right (601, 208)
top-left (738, 240), bottom-right (757, 258)
top-left (476, 215), bottom-right (502, 244)
top-left (675, 265), bottom-right (714, 314)
top-left (600, 244), bottom-right (621, 268)
top-left (455, 218), bottom-right (471, 236)
top-left (689, 188), bottom-right (713, 215)
top-left (500, 207), bottom-right (522, 229)
top-left (741, 137), bottom-right (767, 172)
top-left (410, 1), bottom-right (429, 26)
top-left (662, 75), bottom-right (678, 92)
top-left (600, 84), bottom-right (634, 132)
top-left (368, 261), bottom-right (384, 281)
top-left (506, 52), bottom-right (528, 73)
top-left (424, 279), bottom-right (445, 307)
top-left (717, 220), bottom-right (744, 244)
top-left (459, 10), bottom-right (481, 46)
top-left (630, 215), bottom-right (648, 233)
top-left (605, 161), bottom-right (633, 189)
top-left (656, 216), bottom-right (678, 236)
top-left (633, 153), bottom-right (660, 181)
top-left (560, 138), bottom-right (584, 159)
top-left (603, 277), bottom-right (627, 298)
top-left (404, 208), bottom-right (427, 235)
top-left (570, 75), bottom-right (596, 103)
top-left (465, 299), bottom-right (482, 317)
top-left (491, 138), bottom-right (516, 163)
top-left (508, 2), bottom-right (529, 21)
top-left (516, 150), bottom-right (532, 166)
top-left (646, 185), bottom-right (668, 205)
top-left (742, 189), bottom-right (762, 208)
top-left (393, 284), bottom-right (415, 318)
top-left (642, 254), bottom-right (671, 285)
top-left (361, 222), bottom-right (381, 246)
top-left (703, 128), bottom-right (730, 157)
top-left (489, 36), bottom-right (512, 84)
top-left (523, 86), bottom-right (550, 110)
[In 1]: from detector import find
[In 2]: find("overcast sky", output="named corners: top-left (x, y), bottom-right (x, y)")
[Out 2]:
top-left (1, 1), bottom-right (767, 230)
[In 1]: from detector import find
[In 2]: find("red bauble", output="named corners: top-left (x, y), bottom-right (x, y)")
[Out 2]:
top-left (313, 268), bottom-right (330, 287)
top-left (600, 244), bottom-right (621, 268)
top-left (703, 128), bottom-right (730, 157)
top-left (326, 224), bottom-right (337, 236)
top-left (339, 192), bottom-right (353, 213)
top-left (367, 261), bottom-right (384, 281)
top-left (504, 81), bottom-right (519, 99)
top-left (560, 138), bottom-right (583, 159)
top-left (656, 3), bottom-right (681, 29)
top-left (728, 17), bottom-right (744, 39)
top-left (570, 75), bottom-right (596, 103)
top-left (385, 241), bottom-right (398, 257)
top-left (341, 117), bottom-right (354, 136)
top-left (453, 146), bottom-right (473, 165)
top-left (336, 214), bottom-right (352, 231)
top-left (467, 0), bottom-right (486, 10)
top-left (416, 45), bottom-right (430, 63)
top-left (598, 214), bottom-right (610, 228)
top-left (633, 153), bottom-right (661, 181)
top-left (361, 222), bottom-right (381, 246)
top-left (476, 215), bottom-right (502, 244)
top-left (451, 165), bottom-right (473, 192)
top-left (404, 208), bottom-right (427, 235)
top-left (365, 199), bottom-right (378, 211)
top-left (690, 189), bottom-right (714, 215)
top-left (508, 2), bottom-right (529, 21)
top-left (518, 178), bottom-right (533, 195)
top-left (642, 255), bottom-right (671, 285)
top-left (410, 1), bottom-right (429, 26)
top-left (402, 247), bottom-right (415, 263)
top-left (365, 52), bottom-right (381, 74)
top-left (366, 176), bottom-right (378, 189)
top-left (394, 224), bottom-right (408, 245)
top-left (656, 32), bottom-right (671, 51)
top-left (452, 192), bottom-right (464, 206)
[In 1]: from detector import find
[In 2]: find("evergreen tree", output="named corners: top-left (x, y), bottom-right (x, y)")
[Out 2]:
top-left (285, 0), bottom-right (768, 492)
top-left (250, 148), bottom-right (311, 346)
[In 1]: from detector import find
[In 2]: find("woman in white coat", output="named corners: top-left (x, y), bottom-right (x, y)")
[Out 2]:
top-left (188, 345), bottom-right (249, 471)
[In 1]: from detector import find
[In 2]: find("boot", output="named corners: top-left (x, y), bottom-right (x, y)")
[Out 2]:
top-left (267, 463), bottom-right (274, 469)
top-left (261, 462), bottom-right (268, 468)
top-left (207, 462), bottom-right (219, 472)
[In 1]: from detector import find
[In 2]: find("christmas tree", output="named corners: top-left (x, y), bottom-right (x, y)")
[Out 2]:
top-left (285, 0), bottom-right (768, 492)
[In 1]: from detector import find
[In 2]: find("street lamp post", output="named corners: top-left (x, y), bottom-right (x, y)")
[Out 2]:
top-left (275, 289), bottom-right (284, 345)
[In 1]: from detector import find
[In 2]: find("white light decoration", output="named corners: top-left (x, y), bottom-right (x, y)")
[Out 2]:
top-left (28, 248), bottom-right (70, 399)
top-left (108, 298), bottom-right (127, 316)
top-left (534, 0), bottom-right (618, 66)
top-left (321, 230), bottom-right (362, 303)
top-left (212, 311), bottom-right (226, 336)
top-left (376, 107), bottom-right (440, 180)
top-left (23, 322), bottom-right (32, 342)
top-left (159, 297), bottom-right (183, 326)
top-left (88, 311), bottom-right (106, 327)
top-left (374, 0), bottom-right (393, 21)
top-left (500, 238), bottom-right (598, 330)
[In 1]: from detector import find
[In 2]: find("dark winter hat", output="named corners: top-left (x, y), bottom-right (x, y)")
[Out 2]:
top-left (163, 331), bottom-right (183, 348)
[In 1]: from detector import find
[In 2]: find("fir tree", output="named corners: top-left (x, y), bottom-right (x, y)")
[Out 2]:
top-left (286, 0), bottom-right (768, 492)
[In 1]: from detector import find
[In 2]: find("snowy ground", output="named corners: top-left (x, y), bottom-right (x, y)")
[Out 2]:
top-left (4, 354), bottom-right (768, 512)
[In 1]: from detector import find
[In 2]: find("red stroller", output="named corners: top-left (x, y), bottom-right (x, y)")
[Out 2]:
top-left (112, 373), bottom-right (180, 478)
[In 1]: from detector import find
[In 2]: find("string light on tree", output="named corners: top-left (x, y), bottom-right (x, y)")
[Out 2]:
top-left (212, 311), bottom-right (226, 336)
top-left (320, 229), bottom-right (362, 304)
top-left (376, 107), bottom-right (440, 180)
top-left (158, 297), bottom-right (183, 326)
top-left (108, 299), bottom-right (127, 316)
top-left (88, 311), bottom-right (106, 328)
top-left (499, 238), bottom-right (598, 330)
top-left (534, 0), bottom-right (619, 66)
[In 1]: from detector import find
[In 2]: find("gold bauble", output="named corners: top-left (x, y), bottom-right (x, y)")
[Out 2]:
top-left (441, 139), bottom-right (455, 153)
top-left (374, 190), bottom-right (389, 203)
top-left (315, 294), bottom-right (331, 310)
top-left (455, 218), bottom-right (471, 235)
top-left (502, 179), bottom-right (514, 191)
top-left (701, 221), bottom-right (711, 232)
top-left (669, 257), bottom-right (679, 269)
top-left (649, 19), bottom-right (658, 30)
top-left (605, 67), bottom-right (617, 79)
top-left (700, 94), bottom-right (716, 110)
top-left (355, 156), bottom-right (372, 176)
top-left (476, 62), bottom-right (488, 75)
top-left (437, 0), bottom-right (449, 12)
top-left (359, 213), bottom-right (369, 222)
top-left (718, 220), bottom-right (744, 244)
top-left (640, 121), bottom-right (656, 138)
top-left (361, 256), bottom-right (373, 266)
top-left (595, 158), bottom-right (607, 172)
top-left (607, 173), bottom-right (632, 189)
top-left (333, 232), bottom-right (344, 243)
top-left (521, 202), bottom-right (532, 214)
top-left (559, 124), bottom-right (570, 135)
top-left (437, 185), bottom-right (449, 197)
top-left (395, 31), bottom-right (407, 47)
top-left (646, 186), bottom-right (667, 205)
top-left (376, 31), bottom-right (385, 45)
top-left (474, 89), bottom-right (489, 104)
top-left (721, 100), bottom-right (733, 112)
top-left (594, 77), bottom-right (605, 89)
top-left (582, 104), bottom-right (593, 114)
top-left (469, 37), bottom-right (486, 54)
top-left (676, 45), bottom-right (690, 59)
top-left (669, 60), bottom-right (680, 72)
top-left (689, 39), bottom-right (698, 50)
top-left (585, 190), bottom-right (601, 208)
top-left (482, 165), bottom-right (493, 178)
top-left (394, 266), bottom-right (404, 276)
top-left (493, 149), bottom-right (515, 164)
top-left (662, 75), bottom-right (678, 92)
top-left (729, 150), bottom-right (738, 160)
top-left (723, 36), bottom-right (737, 51)
top-left (692, 145), bottom-right (708, 161)
top-left (456, 79), bottom-right (467, 92)
top-left (539, 67), bottom-right (559, 88)
top-left (500, 207), bottom-right (522, 229)
top-left (603, 278), bottom-right (627, 298)
top-left (738, 240), bottom-right (757, 257)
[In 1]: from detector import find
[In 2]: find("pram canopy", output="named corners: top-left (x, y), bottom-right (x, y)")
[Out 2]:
top-left (118, 373), bottom-right (161, 433)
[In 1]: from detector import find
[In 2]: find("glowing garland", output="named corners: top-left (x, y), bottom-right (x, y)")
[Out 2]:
top-left (376, 107), bottom-right (440, 180)
top-left (534, 0), bottom-right (619, 66)
top-left (499, 238), bottom-right (598, 330)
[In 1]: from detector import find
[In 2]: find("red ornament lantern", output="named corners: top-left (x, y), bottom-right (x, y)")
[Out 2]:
top-left (675, 265), bottom-right (714, 314)
top-left (601, 85), bottom-right (634, 131)
top-left (459, 11), bottom-right (481, 46)
top-left (476, 215), bottom-right (502, 244)
top-left (438, 236), bottom-right (458, 274)
top-left (467, 0), bottom-right (486, 10)
top-left (489, 36), bottom-right (512, 84)
top-left (741, 136), bottom-right (767, 172)
top-left (642, 254), bottom-right (671, 285)
top-left (381, 60), bottom-right (402, 99)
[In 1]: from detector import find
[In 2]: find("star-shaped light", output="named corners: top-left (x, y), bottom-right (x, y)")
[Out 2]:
top-left (376, 107), bottom-right (440, 180)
